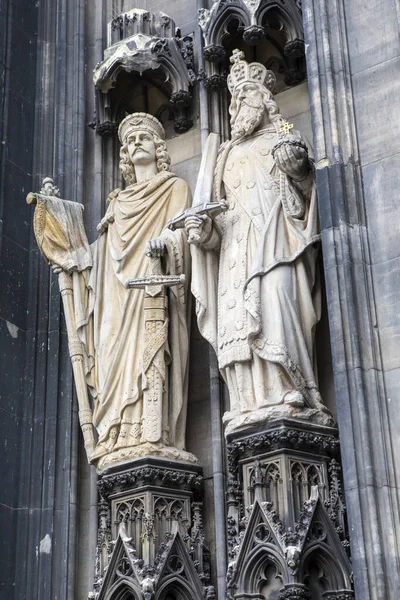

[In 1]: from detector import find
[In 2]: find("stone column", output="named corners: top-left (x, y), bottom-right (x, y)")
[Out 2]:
top-left (303, 0), bottom-right (400, 598)
top-left (91, 458), bottom-right (211, 599)
top-left (14, 0), bottom-right (89, 598)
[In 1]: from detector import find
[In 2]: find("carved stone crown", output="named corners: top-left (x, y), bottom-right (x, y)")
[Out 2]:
top-left (227, 48), bottom-right (276, 95)
top-left (118, 112), bottom-right (165, 144)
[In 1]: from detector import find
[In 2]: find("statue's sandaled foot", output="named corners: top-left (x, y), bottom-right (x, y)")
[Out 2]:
top-left (283, 391), bottom-right (305, 408)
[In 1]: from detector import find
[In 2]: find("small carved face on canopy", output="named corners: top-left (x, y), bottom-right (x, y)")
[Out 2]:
top-left (118, 112), bottom-right (171, 185)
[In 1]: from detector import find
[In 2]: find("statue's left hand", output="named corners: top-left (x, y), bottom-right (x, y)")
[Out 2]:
top-left (51, 264), bottom-right (63, 274)
top-left (274, 142), bottom-right (309, 181)
top-left (145, 237), bottom-right (166, 258)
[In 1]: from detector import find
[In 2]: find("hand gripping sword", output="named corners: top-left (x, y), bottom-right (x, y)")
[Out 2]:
top-left (166, 133), bottom-right (227, 242)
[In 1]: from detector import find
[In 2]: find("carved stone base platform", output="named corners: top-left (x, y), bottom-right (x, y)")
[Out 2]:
top-left (95, 442), bottom-right (198, 472)
top-left (91, 457), bottom-right (212, 600)
top-left (225, 419), bottom-right (353, 600)
top-left (223, 404), bottom-right (335, 436)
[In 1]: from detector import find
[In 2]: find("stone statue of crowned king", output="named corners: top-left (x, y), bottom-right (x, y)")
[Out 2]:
top-left (187, 49), bottom-right (334, 433)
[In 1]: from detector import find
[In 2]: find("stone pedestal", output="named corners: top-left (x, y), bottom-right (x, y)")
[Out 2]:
top-left (91, 457), bottom-right (211, 600)
top-left (225, 420), bottom-right (353, 600)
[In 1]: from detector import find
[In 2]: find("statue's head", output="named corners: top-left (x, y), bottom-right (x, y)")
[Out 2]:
top-left (118, 112), bottom-right (171, 185)
top-left (227, 49), bottom-right (283, 140)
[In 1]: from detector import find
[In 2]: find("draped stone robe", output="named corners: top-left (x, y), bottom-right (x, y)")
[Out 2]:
top-left (191, 126), bottom-right (323, 415)
top-left (38, 172), bottom-right (191, 459)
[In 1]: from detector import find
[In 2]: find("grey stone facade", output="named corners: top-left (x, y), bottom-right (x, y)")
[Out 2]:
top-left (0, 0), bottom-right (399, 599)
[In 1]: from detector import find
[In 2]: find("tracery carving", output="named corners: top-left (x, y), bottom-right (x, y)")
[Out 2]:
top-left (224, 419), bottom-right (352, 598)
top-left (199, 0), bottom-right (306, 96)
top-left (93, 460), bottom-right (208, 600)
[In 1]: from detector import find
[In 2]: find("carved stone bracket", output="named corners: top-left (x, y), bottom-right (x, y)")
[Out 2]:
top-left (97, 457), bottom-right (204, 500)
top-left (91, 120), bottom-right (118, 137)
top-left (203, 44), bottom-right (226, 63)
top-left (242, 24), bottom-right (266, 45)
top-left (92, 9), bottom-right (195, 135)
top-left (92, 458), bottom-right (208, 600)
top-left (284, 38), bottom-right (305, 58)
top-left (225, 420), bottom-right (353, 598)
top-left (203, 74), bottom-right (227, 91)
top-left (170, 90), bottom-right (192, 109)
top-left (226, 419), bottom-right (341, 472)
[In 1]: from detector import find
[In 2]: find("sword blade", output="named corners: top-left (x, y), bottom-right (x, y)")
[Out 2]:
top-left (192, 132), bottom-right (220, 207)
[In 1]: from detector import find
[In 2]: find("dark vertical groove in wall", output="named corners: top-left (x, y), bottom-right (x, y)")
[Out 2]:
top-left (11, 0), bottom-right (87, 598)
top-left (0, 0), bottom-right (12, 241)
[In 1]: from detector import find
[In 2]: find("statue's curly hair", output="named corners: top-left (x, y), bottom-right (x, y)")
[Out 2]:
top-left (119, 135), bottom-right (171, 185)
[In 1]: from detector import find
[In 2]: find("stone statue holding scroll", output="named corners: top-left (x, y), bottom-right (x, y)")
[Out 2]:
top-left (28, 113), bottom-right (196, 470)
top-left (187, 50), bottom-right (333, 433)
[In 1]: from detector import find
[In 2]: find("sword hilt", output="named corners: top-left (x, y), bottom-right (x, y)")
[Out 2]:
top-left (166, 200), bottom-right (228, 231)
top-left (125, 274), bottom-right (185, 290)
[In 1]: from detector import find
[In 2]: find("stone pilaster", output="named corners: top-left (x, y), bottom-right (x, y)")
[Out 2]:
top-left (304, 0), bottom-right (400, 597)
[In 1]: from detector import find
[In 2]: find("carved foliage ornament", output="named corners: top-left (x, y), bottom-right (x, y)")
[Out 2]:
top-left (227, 427), bottom-right (340, 472)
top-left (98, 465), bottom-right (203, 500)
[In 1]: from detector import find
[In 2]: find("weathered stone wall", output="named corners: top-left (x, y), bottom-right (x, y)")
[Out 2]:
top-left (2, 0), bottom-right (399, 598)
top-left (304, 0), bottom-right (400, 597)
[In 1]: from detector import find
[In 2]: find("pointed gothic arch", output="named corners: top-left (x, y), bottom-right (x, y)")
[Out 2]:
top-left (237, 544), bottom-right (288, 594)
top-left (105, 579), bottom-right (142, 600)
top-left (155, 575), bottom-right (202, 600)
top-left (301, 543), bottom-right (352, 596)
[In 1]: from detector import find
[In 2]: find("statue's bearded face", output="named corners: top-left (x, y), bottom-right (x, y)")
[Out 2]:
top-left (230, 82), bottom-right (266, 140)
top-left (127, 130), bottom-right (157, 166)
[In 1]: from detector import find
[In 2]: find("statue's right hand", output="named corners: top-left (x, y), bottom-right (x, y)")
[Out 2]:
top-left (145, 237), bottom-right (166, 258)
top-left (184, 214), bottom-right (212, 245)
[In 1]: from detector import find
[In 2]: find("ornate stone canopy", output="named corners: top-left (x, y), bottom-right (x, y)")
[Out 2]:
top-left (92, 9), bottom-right (195, 135)
top-left (93, 10), bottom-right (194, 94)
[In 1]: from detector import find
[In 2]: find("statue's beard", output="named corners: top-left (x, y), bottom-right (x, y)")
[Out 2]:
top-left (230, 101), bottom-right (265, 140)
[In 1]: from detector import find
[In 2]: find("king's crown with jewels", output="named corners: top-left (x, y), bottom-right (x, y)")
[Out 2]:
top-left (227, 48), bottom-right (276, 95)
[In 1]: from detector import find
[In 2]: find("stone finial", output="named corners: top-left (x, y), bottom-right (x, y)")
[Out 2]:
top-left (230, 48), bottom-right (245, 64)
top-left (39, 177), bottom-right (60, 197)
